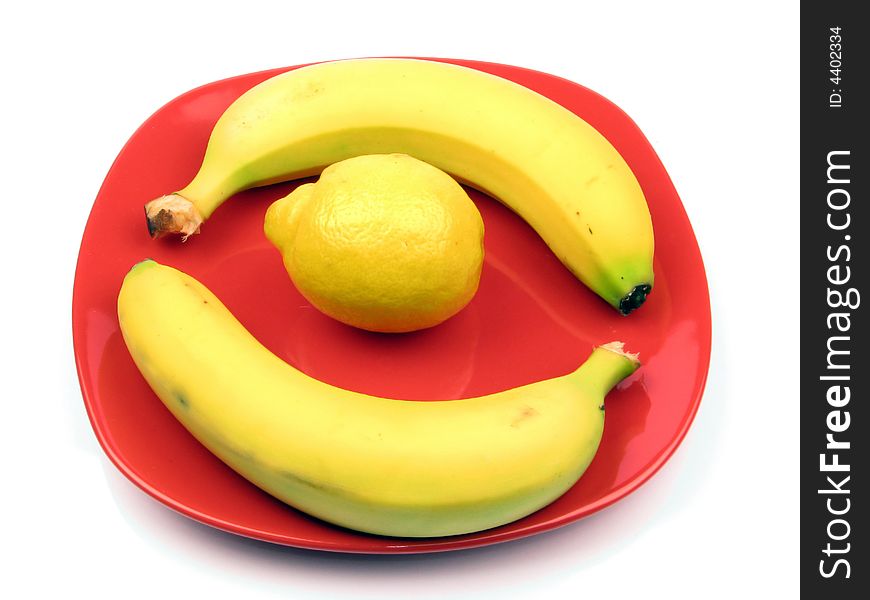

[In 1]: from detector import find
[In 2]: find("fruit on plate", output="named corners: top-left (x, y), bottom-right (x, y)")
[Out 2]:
top-left (144, 58), bottom-right (654, 314)
top-left (264, 153), bottom-right (484, 333)
top-left (118, 259), bottom-right (641, 537)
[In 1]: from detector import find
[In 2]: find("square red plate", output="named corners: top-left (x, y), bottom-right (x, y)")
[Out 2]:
top-left (73, 58), bottom-right (711, 553)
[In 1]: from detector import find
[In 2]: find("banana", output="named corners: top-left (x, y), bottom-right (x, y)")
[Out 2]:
top-left (144, 58), bottom-right (654, 314)
top-left (118, 260), bottom-right (641, 537)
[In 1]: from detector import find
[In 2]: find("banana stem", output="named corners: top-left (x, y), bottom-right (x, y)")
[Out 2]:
top-left (576, 342), bottom-right (640, 397)
top-left (144, 194), bottom-right (203, 239)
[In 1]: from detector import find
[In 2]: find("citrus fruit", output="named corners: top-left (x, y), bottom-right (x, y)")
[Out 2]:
top-left (264, 153), bottom-right (485, 333)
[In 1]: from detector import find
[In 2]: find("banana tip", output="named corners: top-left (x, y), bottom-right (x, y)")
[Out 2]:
top-left (618, 284), bottom-right (652, 315)
top-left (129, 258), bottom-right (157, 272)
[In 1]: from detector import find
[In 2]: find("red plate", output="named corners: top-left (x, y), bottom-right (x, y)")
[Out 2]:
top-left (73, 58), bottom-right (711, 553)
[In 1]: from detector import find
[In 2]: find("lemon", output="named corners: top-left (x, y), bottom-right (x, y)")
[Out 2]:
top-left (264, 154), bottom-right (485, 333)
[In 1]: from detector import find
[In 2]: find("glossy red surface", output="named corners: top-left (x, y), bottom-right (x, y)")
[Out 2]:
top-left (73, 58), bottom-right (711, 553)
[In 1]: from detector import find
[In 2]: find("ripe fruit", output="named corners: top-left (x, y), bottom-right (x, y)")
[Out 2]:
top-left (118, 259), bottom-right (641, 537)
top-left (145, 58), bottom-right (654, 314)
top-left (264, 154), bottom-right (484, 333)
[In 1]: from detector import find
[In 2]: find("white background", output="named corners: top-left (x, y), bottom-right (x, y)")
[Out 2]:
top-left (1, 1), bottom-right (799, 598)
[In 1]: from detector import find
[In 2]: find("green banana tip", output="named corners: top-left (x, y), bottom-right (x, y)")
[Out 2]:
top-left (617, 284), bottom-right (652, 315)
top-left (130, 258), bottom-right (157, 272)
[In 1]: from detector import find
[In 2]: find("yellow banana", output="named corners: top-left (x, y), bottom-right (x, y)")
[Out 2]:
top-left (118, 260), bottom-right (640, 537)
top-left (144, 58), bottom-right (654, 313)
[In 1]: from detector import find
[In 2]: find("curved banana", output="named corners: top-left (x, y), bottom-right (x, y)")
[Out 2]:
top-left (118, 260), bottom-right (640, 537)
top-left (144, 58), bottom-right (654, 313)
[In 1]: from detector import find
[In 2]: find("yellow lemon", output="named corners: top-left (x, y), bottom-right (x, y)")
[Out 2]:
top-left (264, 154), bottom-right (485, 333)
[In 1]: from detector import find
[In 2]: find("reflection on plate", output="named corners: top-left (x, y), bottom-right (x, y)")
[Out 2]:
top-left (73, 58), bottom-right (711, 553)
